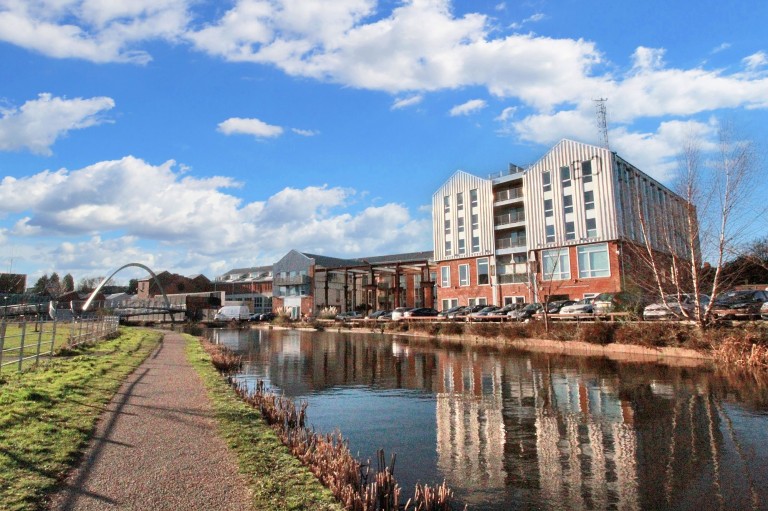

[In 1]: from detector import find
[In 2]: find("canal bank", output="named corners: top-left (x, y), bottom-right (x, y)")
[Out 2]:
top-left (251, 320), bottom-right (715, 368)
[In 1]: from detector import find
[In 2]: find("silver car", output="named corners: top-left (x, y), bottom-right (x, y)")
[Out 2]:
top-left (560, 298), bottom-right (594, 315)
top-left (643, 294), bottom-right (709, 321)
top-left (761, 300), bottom-right (768, 320)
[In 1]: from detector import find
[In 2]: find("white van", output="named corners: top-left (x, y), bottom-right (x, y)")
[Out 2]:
top-left (214, 305), bottom-right (250, 321)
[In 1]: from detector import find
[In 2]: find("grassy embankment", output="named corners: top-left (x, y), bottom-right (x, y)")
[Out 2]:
top-left (185, 334), bottom-right (343, 511)
top-left (0, 328), bottom-right (162, 511)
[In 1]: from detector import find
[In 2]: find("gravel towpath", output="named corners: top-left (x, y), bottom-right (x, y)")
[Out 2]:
top-left (48, 332), bottom-right (253, 511)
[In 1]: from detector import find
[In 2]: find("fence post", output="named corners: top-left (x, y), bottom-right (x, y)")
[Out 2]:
top-left (18, 321), bottom-right (27, 371)
top-left (50, 319), bottom-right (57, 356)
top-left (34, 316), bottom-right (44, 365)
top-left (0, 321), bottom-right (6, 373)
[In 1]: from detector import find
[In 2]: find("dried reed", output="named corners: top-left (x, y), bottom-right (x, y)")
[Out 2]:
top-left (228, 377), bottom-right (464, 510)
top-left (201, 340), bottom-right (243, 373)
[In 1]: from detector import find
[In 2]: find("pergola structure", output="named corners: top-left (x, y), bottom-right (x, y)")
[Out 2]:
top-left (311, 251), bottom-right (435, 313)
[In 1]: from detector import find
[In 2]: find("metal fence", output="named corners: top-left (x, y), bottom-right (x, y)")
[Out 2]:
top-left (0, 316), bottom-right (119, 374)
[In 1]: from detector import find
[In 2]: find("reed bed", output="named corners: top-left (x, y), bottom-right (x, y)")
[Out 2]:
top-left (228, 377), bottom-right (464, 511)
top-left (711, 336), bottom-right (768, 370)
top-left (201, 340), bottom-right (243, 373)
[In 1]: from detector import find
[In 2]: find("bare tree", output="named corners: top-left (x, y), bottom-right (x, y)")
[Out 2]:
top-left (633, 121), bottom-right (763, 327)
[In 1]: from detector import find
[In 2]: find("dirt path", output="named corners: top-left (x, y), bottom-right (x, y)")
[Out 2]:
top-left (48, 332), bottom-right (253, 511)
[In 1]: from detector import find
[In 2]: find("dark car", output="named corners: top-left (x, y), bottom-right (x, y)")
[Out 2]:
top-left (545, 300), bottom-right (576, 314)
top-left (368, 309), bottom-right (391, 320)
top-left (404, 307), bottom-right (439, 318)
top-left (453, 305), bottom-right (486, 319)
top-left (508, 303), bottom-right (543, 321)
top-left (258, 312), bottom-right (276, 321)
top-left (712, 289), bottom-right (768, 319)
top-left (438, 305), bottom-right (464, 318)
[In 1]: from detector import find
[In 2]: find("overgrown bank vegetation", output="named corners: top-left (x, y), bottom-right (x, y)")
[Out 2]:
top-left (195, 337), bottom-right (464, 511)
top-left (0, 328), bottom-right (162, 511)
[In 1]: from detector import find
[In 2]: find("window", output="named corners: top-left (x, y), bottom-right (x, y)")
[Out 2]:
top-left (545, 225), bottom-right (555, 243)
top-left (457, 192), bottom-right (464, 211)
top-left (442, 298), bottom-right (458, 310)
top-left (578, 243), bottom-right (610, 278)
top-left (560, 165), bottom-right (571, 187)
top-left (440, 266), bottom-right (450, 287)
top-left (584, 190), bottom-right (595, 210)
top-left (470, 189), bottom-right (478, 208)
top-left (586, 218), bottom-right (598, 238)
top-left (513, 253), bottom-right (527, 264)
top-left (444, 218), bottom-right (451, 235)
top-left (458, 238), bottom-right (466, 255)
top-left (582, 160), bottom-right (593, 183)
top-left (544, 199), bottom-right (553, 217)
top-left (477, 297), bottom-right (488, 306)
top-left (471, 236), bottom-right (480, 252)
top-left (457, 216), bottom-right (465, 233)
top-left (471, 213), bottom-right (479, 230)
top-left (445, 240), bottom-right (452, 256)
top-left (542, 171), bottom-right (551, 192)
top-left (477, 258), bottom-right (489, 285)
top-left (563, 195), bottom-right (573, 215)
top-left (459, 264), bottom-right (469, 286)
top-left (542, 248), bottom-right (570, 280)
top-left (565, 221), bottom-right (575, 240)
top-left (443, 195), bottom-right (450, 213)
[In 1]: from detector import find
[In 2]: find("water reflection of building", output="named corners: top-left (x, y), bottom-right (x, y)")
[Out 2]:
top-left (231, 330), bottom-right (765, 511)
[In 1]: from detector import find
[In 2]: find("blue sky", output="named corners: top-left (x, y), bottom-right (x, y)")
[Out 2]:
top-left (1, 0), bottom-right (766, 284)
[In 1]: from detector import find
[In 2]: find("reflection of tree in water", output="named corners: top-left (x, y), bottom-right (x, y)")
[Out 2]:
top-left (228, 329), bottom-right (768, 511)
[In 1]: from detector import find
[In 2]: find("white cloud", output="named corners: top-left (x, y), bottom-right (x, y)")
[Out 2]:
top-left (450, 99), bottom-right (487, 117)
top-left (391, 94), bottom-right (423, 110)
top-left (0, 156), bottom-right (431, 276)
top-left (0, 0), bottom-right (189, 63)
top-left (217, 117), bottom-right (284, 138)
top-left (291, 127), bottom-right (319, 136)
top-left (509, 12), bottom-right (545, 30)
top-left (743, 51), bottom-right (767, 71)
top-left (711, 42), bottom-right (731, 54)
top-left (630, 46), bottom-right (666, 73)
top-left (0, 93), bottom-right (115, 154)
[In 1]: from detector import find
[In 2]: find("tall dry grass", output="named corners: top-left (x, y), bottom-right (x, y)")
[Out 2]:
top-left (229, 378), bottom-right (464, 511)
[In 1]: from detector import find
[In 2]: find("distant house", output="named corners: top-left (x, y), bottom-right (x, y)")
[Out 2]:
top-left (214, 265), bottom-right (273, 315)
top-left (136, 271), bottom-right (213, 299)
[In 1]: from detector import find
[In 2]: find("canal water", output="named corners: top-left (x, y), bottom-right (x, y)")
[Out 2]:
top-left (211, 328), bottom-right (768, 511)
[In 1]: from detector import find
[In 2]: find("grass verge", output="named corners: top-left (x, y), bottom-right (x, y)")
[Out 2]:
top-left (185, 334), bottom-right (343, 511)
top-left (0, 327), bottom-right (162, 511)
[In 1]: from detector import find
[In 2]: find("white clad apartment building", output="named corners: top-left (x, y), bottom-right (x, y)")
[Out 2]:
top-left (433, 139), bottom-right (694, 310)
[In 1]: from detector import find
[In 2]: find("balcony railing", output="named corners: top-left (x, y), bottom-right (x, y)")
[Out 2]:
top-left (494, 210), bottom-right (525, 225)
top-left (496, 237), bottom-right (527, 250)
top-left (273, 275), bottom-right (311, 286)
top-left (497, 273), bottom-right (531, 284)
top-left (494, 188), bottom-right (523, 202)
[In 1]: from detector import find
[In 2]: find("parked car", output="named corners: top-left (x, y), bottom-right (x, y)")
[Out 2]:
top-left (711, 289), bottom-right (768, 320)
top-left (258, 312), bottom-right (277, 321)
top-left (444, 306), bottom-right (470, 319)
top-left (508, 303), bottom-right (543, 321)
top-left (404, 307), bottom-right (439, 318)
top-left (453, 305), bottom-right (486, 319)
top-left (469, 306), bottom-right (500, 318)
top-left (335, 310), bottom-right (363, 321)
top-left (391, 307), bottom-right (413, 321)
top-left (438, 305), bottom-right (464, 318)
top-left (545, 300), bottom-right (576, 314)
top-left (559, 298), bottom-right (594, 315)
top-left (643, 294), bottom-right (709, 321)
top-left (592, 292), bottom-right (646, 315)
top-left (489, 305), bottom-right (516, 316)
top-left (762, 301), bottom-right (768, 320)
top-left (368, 310), bottom-right (391, 320)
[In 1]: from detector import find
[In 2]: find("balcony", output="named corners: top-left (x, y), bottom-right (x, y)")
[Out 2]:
top-left (495, 237), bottom-right (527, 250)
top-left (494, 210), bottom-right (525, 227)
top-left (493, 187), bottom-right (523, 204)
top-left (273, 274), bottom-right (311, 286)
top-left (497, 273), bottom-right (531, 284)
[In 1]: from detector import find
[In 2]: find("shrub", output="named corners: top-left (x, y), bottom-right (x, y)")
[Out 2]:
top-left (317, 306), bottom-right (338, 320)
top-left (439, 322), bottom-right (464, 336)
top-left (469, 322), bottom-right (501, 338)
top-left (578, 322), bottom-right (616, 345)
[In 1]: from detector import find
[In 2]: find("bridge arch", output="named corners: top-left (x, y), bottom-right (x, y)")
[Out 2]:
top-left (82, 263), bottom-right (173, 318)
